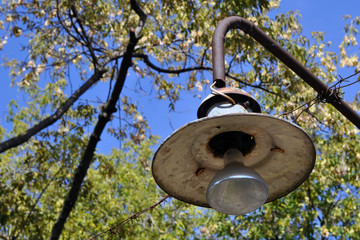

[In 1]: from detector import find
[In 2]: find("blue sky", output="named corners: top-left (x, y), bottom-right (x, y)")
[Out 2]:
top-left (0, 0), bottom-right (359, 153)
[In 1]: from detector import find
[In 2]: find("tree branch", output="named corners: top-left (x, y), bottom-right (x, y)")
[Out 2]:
top-left (134, 53), bottom-right (211, 74)
top-left (307, 187), bottom-right (323, 225)
top-left (89, 195), bottom-right (170, 240)
top-left (0, 69), bottom-right (106, 154)
top-left (56, 0), bottom-right (84, 46)
top-left (277, 96), bottom-right (317, 117)
top-left (70, 5), bottom-right (99, 67)
top-left (49, 1), bottom-right (147, 239)
top-left (135, 53), bottom-right (276, 94)
top-left (14, 167), bottom-right (62, 239)
top-left (330, 70), bottom-right (360, 89)
top-left (130, 0), bottom-right (147, 38)
top-left (225, 73), bottom-right (277, 95)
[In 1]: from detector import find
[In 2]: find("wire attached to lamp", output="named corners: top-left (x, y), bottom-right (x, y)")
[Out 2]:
top-left (210, 82), bottom-right (236, 105)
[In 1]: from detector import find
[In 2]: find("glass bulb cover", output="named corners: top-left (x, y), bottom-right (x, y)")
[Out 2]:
top-left (206, 163), bottom-right (269, 215)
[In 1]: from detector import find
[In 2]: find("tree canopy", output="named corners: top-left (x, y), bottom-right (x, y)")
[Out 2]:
top-left (0, 0), bottom-right (360, 239)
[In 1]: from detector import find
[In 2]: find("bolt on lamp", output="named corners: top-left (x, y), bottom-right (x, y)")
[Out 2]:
top-left (152, 16), bottom-right (360, 215)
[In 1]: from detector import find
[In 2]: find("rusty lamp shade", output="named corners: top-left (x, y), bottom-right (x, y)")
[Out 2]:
top-left (152, 88), bottom-right (316, 215)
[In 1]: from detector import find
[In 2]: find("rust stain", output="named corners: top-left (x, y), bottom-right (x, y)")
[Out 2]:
top-left (271, 147), bottom-right (285, 153)
top-left (195, 168), bottom-right (205, 176)
top-left (197, 186), bottom-right (205, 194)
top-left (162, 147), bottom-right (171, 153)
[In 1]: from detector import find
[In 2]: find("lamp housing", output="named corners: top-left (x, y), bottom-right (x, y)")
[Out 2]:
top-left (151, 88), bottom-right (315, 215)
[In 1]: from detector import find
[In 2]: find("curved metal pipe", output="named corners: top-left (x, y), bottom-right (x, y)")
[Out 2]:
top-left (212, 16), bottom-right (360, 129)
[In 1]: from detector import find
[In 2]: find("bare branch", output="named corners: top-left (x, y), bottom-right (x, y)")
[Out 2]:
top-left (70, 5), bottom-right (99, 67)
top-left (293, 101), bottom-right (316, 122)
top-left (135, 53), bottom-right (276, 94)
top-left (335, 70), bottom-right (360, 89)
top-left (225, 72), bottom-right (277, 94)
top-left (134, 53), bottom-right (211, 74)
top-left (277, 96), bottom-right (317, 117)
top-left (226, 55), bottom-right (238, 75)
top-left (56, 0), bottom-right (102, 66)
top-left (200, 47), bottom-right (210, 67)
top-left (0, 69), bottom-right (106, 154)
top-left (56, 0), bottom-right (84, 45)
top-left (89, 195), bottom-right (170, 240)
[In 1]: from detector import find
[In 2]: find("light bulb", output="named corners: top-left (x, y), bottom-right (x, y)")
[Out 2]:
top-left (206, 149), bottom-right (268, 215)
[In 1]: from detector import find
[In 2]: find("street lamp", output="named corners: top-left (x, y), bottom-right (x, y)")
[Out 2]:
top-left (152, 16), bottom-right (360, 215)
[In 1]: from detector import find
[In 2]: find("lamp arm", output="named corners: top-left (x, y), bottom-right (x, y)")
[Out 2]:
top-left (212, 16), bottom-right (360, 129)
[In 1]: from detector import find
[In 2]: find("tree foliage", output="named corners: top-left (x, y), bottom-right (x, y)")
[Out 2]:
top-left (0, 0), bottom-right (360, 239)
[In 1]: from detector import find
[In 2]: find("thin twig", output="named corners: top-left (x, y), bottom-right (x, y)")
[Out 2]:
top-left (293, 101), bottom-right (316, 122)
top-left (307, 187), bottom-right (323, 224)
top-left (200, 47), bottom-right (209, 67)
top-left (89, 195), bottom-right (170, 240)
top-left (224, 73), bottom-right (277, 95)
top-left (277, 96), bottom-right (317, 117)
top-left (226, 55), bottom-right (237, 75)
top-left (335, 70), bottom-right (360, 89)
top-left (13, 167), bottom-right (62, 239)
top-left (70, 5), bottom-right (99, 67)
top-left (56, 0), bottom-right (84, 45)
top-left (329, 70), bottom-right (360, 89)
